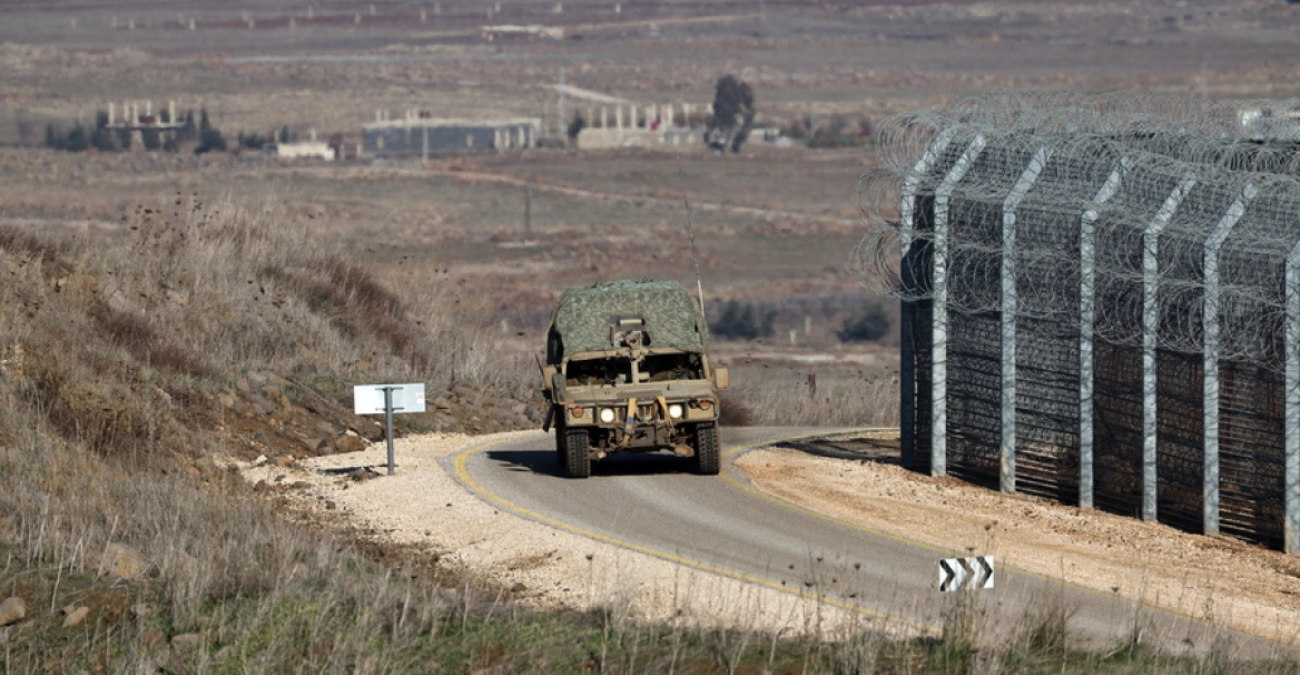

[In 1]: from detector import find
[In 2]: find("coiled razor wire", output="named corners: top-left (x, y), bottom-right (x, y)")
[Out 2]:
top-left (856, 92), bottom-right (1300, 370)
top-left (854, 92), bottom-right (1300, 549)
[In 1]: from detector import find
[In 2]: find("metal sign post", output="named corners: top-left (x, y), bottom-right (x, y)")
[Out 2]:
top-left (353, 383), bottom-right (426, 475)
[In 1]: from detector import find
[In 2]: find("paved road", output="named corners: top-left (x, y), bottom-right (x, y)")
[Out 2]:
top-left (447, 427), bottom-right (1293, 659)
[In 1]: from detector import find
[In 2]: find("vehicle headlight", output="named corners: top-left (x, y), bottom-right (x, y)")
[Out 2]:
top-left (599, 408), bottom-right (616, 423)
top-left (668, 404), bottom-right (683, 420)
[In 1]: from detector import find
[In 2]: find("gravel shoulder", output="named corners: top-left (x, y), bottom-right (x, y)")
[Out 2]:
top-left (239, 429), bottom-right (1300, 648)
top-left (734, 432), bottom-right (1300, 647)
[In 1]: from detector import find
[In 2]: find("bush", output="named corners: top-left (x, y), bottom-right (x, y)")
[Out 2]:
top-left (837, 302), bottom-right (891, 342)
top-left (195, 109), bottom-right (227, 153)
top-left (710, 300), bottom-right (774, 341)
top-left (567, 112), bottom-right (586, 140)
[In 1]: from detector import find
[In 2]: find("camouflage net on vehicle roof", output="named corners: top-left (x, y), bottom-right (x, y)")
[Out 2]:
top-left (549, 280), bottom-right (709, 358)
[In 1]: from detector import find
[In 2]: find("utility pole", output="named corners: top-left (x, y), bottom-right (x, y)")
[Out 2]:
top-left (524, 174), bottom-right (532, 234)
top-left (558, 66), bottom-right (566, 139)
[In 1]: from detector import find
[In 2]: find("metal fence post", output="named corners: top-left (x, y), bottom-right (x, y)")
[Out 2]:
top-left (999, 145), bottom-right (1051, 494)
top-left (932, 134), bottom-right (987, 478)
top-left (899, 128), bottom-right (956, 471)
top-left (1079, 159), bottom-right (1129, 509)
top-left (383, 386), bottom-right (396, 475)
top-left (1285, 239), bottom-right (1300, 555)
top-left (1202, 183), bottom-right (1256, 535)
top-left (1142, 174), bottom-right (1197, 521)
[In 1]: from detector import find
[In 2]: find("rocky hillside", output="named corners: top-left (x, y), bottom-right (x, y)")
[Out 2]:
top-left (0, 198), bottom-right (539, 474)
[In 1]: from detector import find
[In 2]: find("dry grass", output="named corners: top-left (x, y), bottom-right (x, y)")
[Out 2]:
top-left (0, 196), bottom-right (1292, 673)
top-left (723, 359), bottom-right (899, 428)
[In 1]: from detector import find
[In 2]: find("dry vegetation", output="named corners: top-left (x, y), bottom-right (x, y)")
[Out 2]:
top-left (4, 0), bottom-right (1300, 671)
top-left (1, 198), bottom-right (1273, 674)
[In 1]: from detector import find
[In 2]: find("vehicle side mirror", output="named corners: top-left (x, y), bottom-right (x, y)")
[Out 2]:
top-left (712, 365), bottom-right (731, 391)
top-left (551, 371), bottom-right (566, 395)
top-left (542, 365), bottom-right (558, 388)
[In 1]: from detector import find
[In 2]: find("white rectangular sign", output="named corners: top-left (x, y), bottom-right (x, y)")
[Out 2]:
top-left (353, 383), bottom-right (426, 415)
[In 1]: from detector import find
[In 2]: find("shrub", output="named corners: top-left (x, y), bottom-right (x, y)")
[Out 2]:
top-left (710, 300), bottom-right (774, 341)
top-left (837, 302), bottom-right (891, 343)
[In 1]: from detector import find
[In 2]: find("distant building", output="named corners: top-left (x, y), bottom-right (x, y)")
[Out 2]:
top-left (362, 117), bottom-right (540, 157)
top-left (576, 127), bottom-right (703, 150)
top-left (571, 99), bottom-right (710, 151)
top-left (267, 141), bottom-right (334, 160)
top-left (1239, 106), bottom-right (1300, 141)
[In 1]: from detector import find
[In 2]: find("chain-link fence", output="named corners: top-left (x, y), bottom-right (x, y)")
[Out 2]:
top-left (856, 92), bottom-right (1300, 553)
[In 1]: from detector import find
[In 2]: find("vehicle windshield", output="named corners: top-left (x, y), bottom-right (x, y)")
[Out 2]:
top-left (565, 353), bottom-right (703, 386)
top-left (642, 352), bottom-right (703, 381)
top-left (566, 357), bottom-right (632, 386)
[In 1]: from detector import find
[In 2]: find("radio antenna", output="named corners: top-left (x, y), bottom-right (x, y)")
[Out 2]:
top-left (678, 160), bottom-right (706, 320)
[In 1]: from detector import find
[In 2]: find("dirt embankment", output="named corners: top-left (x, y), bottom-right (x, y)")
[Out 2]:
top-left (735, 435), bottom-right (1300, 646)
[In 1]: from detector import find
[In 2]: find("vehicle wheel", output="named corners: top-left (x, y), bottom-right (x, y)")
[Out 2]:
top-left (691, 423), bottom-right (720, 475)
top-left (564, 427), bottom-right (592, 479)
top-left (554, 419), bottom-right (568, 472)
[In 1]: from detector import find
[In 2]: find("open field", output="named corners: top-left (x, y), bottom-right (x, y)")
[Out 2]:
top-left (4, 0), bottom-right (1300, 671)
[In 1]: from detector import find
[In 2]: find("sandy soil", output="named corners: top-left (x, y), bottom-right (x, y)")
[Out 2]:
top-left (239, 429), bottom-right (1300, 648)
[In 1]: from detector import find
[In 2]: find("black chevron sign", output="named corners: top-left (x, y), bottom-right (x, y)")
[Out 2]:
top-left (938, 555), bottom-right (995, 592)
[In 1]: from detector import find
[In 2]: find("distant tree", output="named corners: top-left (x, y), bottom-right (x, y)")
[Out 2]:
top-left (239, 131), bottom-right (270, 150)
top-left (90, 126), bottom-right (120, 152)
top-left (64, 124), bottom-right (89, 152)
top-left (705, 74), bottom-right (755, 153)
top-left (14, 112), bottom-right (38, 147)
top-left (566, 112), bottom-right (586, 141)
top-left (195, 109), bottom-right (227, 153)
top-left (837, 303), bottom-right (892, 343)
top-left (711, 300), bottom-right (775, 341)
top-left (45, 123), bottom-right (61, 150)
top-left (141, 127), bottom-right (161, 151)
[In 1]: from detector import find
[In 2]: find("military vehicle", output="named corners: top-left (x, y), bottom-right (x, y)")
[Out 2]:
top-left (541, 280), bottom-right (730, 478)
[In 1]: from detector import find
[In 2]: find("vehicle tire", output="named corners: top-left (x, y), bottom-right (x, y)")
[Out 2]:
top-left (691, 423), bottom-right (720, 475)
top-left (564, 427), bottom-right (592, 479)
top-left (554, 419), bottom-right (568, 472)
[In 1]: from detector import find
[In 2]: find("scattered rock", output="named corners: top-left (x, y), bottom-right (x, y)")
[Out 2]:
top-left (332, 434), bottom-right (367, 454)
top-left (325, 500), bottom-right (337, 510)
top-left (54, 273), bottom-right (98, 301)
top-left (61, 605), bottom-right (90, 628)
top-left (0, 597), bottom-right (26, 626)
top-left (170, 632), bottom-right (202, 652)
top-left (164, 289), bottom-right (188, 306)
top-left (143, 629), bottom-right (167, 648)
top-left (349, 467), bottom-right (375, 482)
top-left (250, 454), bottom-right (268, 468)
top-left (99, 542), bottom-right (152, 580)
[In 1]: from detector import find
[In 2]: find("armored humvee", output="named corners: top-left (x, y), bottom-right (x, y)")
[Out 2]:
top-left (541, 280), bottom-right (731, 478)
